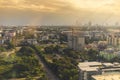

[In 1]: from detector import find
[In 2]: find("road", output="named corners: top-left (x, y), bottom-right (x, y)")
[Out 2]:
top-left (35, 54), bottom-right (60, 80)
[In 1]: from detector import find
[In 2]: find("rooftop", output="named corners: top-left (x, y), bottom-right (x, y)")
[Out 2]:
top-left (92, 73), bottom-right (120, 80)
top-left (78, 62), bottom-right (102, 71)
top-left (78, 62), bottom-right (120, 72)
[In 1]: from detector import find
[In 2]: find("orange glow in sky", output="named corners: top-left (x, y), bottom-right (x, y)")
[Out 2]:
top-left (0, 0), bottom-right (120, 25)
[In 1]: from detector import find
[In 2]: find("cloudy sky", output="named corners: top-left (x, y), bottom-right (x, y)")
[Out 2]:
top-left (0, 0), bottom-right (120, 25)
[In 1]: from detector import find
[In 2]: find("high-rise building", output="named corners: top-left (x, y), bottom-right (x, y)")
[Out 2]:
top-left (107, 33), bottom-right (120, 46)
top-left (68, 34), bottom-right (85, 51)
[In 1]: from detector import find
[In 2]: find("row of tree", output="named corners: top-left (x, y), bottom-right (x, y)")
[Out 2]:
top-left (0, 46), bottom-right (47, 80)
top-left (33, 45), bottom-right (79, 80)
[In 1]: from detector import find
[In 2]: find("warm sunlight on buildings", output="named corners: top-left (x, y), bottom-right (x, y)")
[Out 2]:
top-left (92, 74), bottom-right (120, 80)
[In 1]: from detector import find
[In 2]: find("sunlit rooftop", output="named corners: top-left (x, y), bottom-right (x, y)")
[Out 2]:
top-left (92, 73), bottom-right (120, 80)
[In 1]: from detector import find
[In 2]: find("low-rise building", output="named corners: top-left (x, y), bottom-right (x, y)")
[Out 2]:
top-left (0, 39), bottom-right (5, 45)
top-left (92, 73), bottom-right (120, 80)
top-left (78, 62), bottom-right (120, 80)
top-left (25, 39), bottom-right (38, 45)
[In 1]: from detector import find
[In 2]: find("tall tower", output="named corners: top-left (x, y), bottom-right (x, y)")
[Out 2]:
top-left (68, 26), bottom-right (85, 50)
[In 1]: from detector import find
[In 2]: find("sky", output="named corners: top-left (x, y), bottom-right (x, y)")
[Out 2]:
top-left (0, 0), bottom-right (120, 26)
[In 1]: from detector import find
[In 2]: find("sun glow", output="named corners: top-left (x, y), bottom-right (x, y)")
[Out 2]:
top-left (68, 0), bottom-right (114, 9)
top-left (0, 0), bottom-right (120, 26)
top-left (0, 0), bottom-right (118, 13)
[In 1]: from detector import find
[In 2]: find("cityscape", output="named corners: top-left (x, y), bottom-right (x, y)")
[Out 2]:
top-left (0, 0), bottom-right (120, 80)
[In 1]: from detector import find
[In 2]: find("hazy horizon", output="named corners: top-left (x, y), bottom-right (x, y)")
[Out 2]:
top-left (0, 0), bottom-right (120, 26)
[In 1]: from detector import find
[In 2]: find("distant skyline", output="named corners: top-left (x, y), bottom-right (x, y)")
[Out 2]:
top-left (0, 0), bottom-right (120, 26)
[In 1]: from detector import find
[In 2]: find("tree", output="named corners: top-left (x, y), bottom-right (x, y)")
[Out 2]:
top-left (87, 49), bottom-right (99, 61)
top-left (44, 46), bottom-right (54, 54)
top-left (17, 46), bottom-right (35, 56)
top-left (59, 33), bottom-right (68, 43)
top-left (7, 42), bottom-right (15, 49)
top-left (0, 46), bottom-right (6, 52)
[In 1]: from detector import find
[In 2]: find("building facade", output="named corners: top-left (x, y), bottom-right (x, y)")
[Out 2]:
top-left (68, 34), bottom-right (85, 51)
top-left (107, 33), bottom-right (120, 46)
